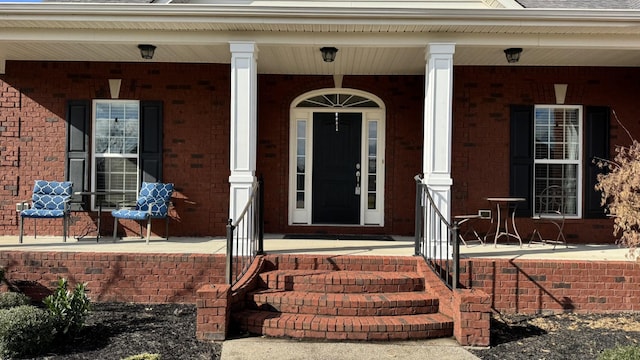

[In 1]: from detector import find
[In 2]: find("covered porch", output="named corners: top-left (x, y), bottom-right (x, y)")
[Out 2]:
top-left (0, 235), bottom-right (632, 261)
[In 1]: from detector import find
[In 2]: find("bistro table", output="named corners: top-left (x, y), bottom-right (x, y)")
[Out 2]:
top-left (485, 197), bottom-right (526, 247)
top-left (74, 191), bottom-right (124, 242)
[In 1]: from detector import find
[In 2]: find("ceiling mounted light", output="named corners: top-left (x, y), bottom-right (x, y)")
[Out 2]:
top-left (138, 44), bottom-right (156, 60)
top-left (320, 47), bottom-right (338, 63)
top-left (504, 48), bottom-right (523, 63)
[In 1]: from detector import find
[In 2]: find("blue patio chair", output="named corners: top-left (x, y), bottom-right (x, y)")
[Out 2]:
top-left (19, 180), bottom-right (74, 243)
top-left (111, 182), bottom-right (174, 244)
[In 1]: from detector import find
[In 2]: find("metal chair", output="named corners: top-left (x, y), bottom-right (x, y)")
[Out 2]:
top-left (19, 180), bottom-right (73, 243)
top-left (454, 210), bottom-right (492, 247)
top-left (529, 185), bottom-right (568, 249)
top-left (111, 182), bottom-right (174, 244)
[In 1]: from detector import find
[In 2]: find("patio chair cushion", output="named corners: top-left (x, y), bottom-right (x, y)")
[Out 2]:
top-left (21, 180), bottom-right (73, 218)
top-left (112, 182), bottom-right (174, 220)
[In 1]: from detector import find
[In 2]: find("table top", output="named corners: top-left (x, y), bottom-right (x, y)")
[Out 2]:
top-left (486, 197), bottom-right (526, 202)
top-left (74, 191), bottom-right (125, 196)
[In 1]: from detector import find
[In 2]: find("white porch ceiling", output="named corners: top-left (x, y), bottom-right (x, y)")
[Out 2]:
top-left (2, 4), bottom-right (640, 74)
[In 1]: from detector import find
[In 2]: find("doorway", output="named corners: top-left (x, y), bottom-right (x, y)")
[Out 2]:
top-left (289, 89), bottom-right (385, 227)
top-left (312, 112), bottom-right (362, 224)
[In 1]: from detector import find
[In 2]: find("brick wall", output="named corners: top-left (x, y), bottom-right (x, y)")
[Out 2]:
top-left (3, 61), bottom-right (640, 241)
top-left (460, 258), bottom-right (640, 314)
top-left (0, 251), bottom-right (226, 303)
top-left (0, 61), bottom-right (231, 238)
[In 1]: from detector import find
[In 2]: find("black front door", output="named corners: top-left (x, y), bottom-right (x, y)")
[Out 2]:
top-left (312, 112), bottom-right (362, 224)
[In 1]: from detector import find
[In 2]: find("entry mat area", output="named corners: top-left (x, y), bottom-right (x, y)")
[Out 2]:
top-left (282, 234), bottom-right (394, 241)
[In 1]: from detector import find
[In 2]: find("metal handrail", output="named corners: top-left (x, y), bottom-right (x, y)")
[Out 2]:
top-left (414, 174), bottom-right (460, 289)
top-left (226, 177), bottom-right (264, 285)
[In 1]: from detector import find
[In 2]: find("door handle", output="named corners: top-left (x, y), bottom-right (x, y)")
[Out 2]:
top-left (355, 163), bottom-right (361, 195)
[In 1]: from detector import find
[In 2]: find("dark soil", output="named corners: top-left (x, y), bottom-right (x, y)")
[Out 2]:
top-left (21, 302), bottom-right (640, 360)
top-left (28, 303), bottom-right (221, 360)
top-left (469, 312), bottom-right (640, 360)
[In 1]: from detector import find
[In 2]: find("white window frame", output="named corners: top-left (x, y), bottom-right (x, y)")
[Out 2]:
top-left (532, 104), bottom-right (582, 219)
top-left (91, 99), bottom-right (140, 211)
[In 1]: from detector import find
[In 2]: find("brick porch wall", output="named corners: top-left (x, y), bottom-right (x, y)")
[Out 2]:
top-left (0, 251), bottom-right (226, 303)
top-left (460, 258), bottom-right (640, 314)
top-left (2, 251), bottom-right (638, 315)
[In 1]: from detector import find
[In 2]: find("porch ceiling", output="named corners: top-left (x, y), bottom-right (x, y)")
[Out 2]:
top-left (3, 4), bottom-right (640, 74)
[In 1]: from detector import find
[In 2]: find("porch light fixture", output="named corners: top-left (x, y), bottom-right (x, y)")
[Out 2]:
top-left (504, 48), bottom-right (522, 63)
top-left (138, 44), bottom-right (156, 60)
top-left (320, 47), bottom-right (338, 62)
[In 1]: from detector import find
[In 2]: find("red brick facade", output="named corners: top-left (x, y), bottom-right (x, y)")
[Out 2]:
top-left (460, 258), bottom-right (640, 314)
top-left (3, 61), bottom-right (640, 242)
top-left (0, 251), bottom-right (226, 303)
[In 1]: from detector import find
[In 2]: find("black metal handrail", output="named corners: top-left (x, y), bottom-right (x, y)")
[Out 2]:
top-left (226, 177), bottom-right (264, 286)
top-left (414, 174), bottom-right (460, 289)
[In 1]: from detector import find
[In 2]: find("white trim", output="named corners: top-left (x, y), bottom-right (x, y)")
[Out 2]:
top-left (532, 104), bottom-right (583, 219)
top-left (289, 88), bottom-right (386, 226)
top-left (90, 99), bottom-right (140, 212)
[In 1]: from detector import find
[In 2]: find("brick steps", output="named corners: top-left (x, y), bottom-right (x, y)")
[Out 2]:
top-left (231, 256), bottom-right (455, 342)
top-left (233, 310), bottom-right (454, 341)
top-left (248, 289), bottom-right (440, 316)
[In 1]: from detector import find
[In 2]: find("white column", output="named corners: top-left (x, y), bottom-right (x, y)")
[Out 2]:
top-left (229, 41), bottom-right (258, 221)
top-left (423, 43), bottom-right (455, 222)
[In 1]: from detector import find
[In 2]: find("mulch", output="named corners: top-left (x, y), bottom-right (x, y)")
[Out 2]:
top-left (20, 302), bottom-right (640, 360)
top-left (469, 312), bottom-right (640, 360)
top-left (27, 303), bottom-right (220, 360)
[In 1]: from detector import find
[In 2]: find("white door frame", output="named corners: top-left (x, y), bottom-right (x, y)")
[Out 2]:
top-left (288, 88), bottom-right (386, 226)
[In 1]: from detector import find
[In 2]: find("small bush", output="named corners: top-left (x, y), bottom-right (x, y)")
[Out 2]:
top-left (0, 292), bottom-right (31, 309)
top-left (123, 353), bottom-right (161, 360)
top-left (43, 278), bottom-right (91, 336)
top-left (0, 305), bottom-right (56, 359)
top-left (599, 345), bottom-right (640, 360)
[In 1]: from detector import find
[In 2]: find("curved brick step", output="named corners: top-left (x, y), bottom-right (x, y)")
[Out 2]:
top-left (233, 310), bottom-right (454, 341)
top-left (260, 270), bottom-right (424, 293)
top-left (248, 289), bottom-right (440, 316)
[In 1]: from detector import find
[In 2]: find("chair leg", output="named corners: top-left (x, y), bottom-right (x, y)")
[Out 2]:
top-left (34, 219), bottom-right (37, 239)
top-left (165, 217), bottom-right (169, 241)
top-left (19, 215), bottom-right (23, 244)
top-left (146, 218), bottom-right (151, 245)
top-left (113, 218), bottom-right (119, 242)
top-left (62, 216), bottom-right (67, 243)
top-left (139, 222), bottom-right (144, 239)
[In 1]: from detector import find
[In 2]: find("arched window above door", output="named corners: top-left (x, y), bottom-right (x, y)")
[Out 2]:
top-left (295, 92), bottom-right (380, 108)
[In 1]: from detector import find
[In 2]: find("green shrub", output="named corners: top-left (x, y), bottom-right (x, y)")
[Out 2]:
top-left (123, 353), bottom-right (161, 360)
top-left (0, 292), bottom-right (31, 309)
top-left (599, 345), bottom-right (640, 360)
top-left (43, 278), bottom-right (91, 336)
top-left (0, 305), bottom-right (56, 359)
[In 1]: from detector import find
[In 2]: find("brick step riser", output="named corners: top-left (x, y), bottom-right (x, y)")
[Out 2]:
top-left (232, 312), bottom-right (454, 341)
top-left (250, 325), bottom-right (452, 341)
top-left (259, 275), bottom-right (425, 293)
top-left (265, 256), bottom-right (418, 273)
top-left (249, 301), bottom-right (440, 316)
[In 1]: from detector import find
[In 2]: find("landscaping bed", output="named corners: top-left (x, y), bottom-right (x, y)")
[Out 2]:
top-left (29, 302), bottom-right (220, 360)
top-left (470, 312), bottom-right (640, 360)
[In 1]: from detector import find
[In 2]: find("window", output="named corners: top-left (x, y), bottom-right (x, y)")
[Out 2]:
top-left (533, 106), bottom-right (581, 217)
top-left (93, 100), bottom-right (140, 208)
top-left (509, 105), bottom-right (609, 219)
top-left (66, 100), bottom-right (163, 211)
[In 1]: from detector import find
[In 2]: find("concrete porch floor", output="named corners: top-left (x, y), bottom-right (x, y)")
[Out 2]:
top-left (0, 234), bottom-right (637, 261)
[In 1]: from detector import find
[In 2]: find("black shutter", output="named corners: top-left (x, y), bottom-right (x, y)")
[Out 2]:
top-left (509, 105), bottom-right (534, 217)
top-left (65, 100), bottom-right (90, 210)
top-left (139, 101), bottom-right (163, 183)
top-left (584, 106), bottom-right (610, 218)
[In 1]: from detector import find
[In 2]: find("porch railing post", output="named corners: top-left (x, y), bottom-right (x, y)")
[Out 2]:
top-left (452, 221), bottom-right (460, 289)
top-left (257, 175), bottom-right (264, 255)
top-left (225, 219), bottom-right (235, 285)
top-left (414, 174), bottom-right (423, 256)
